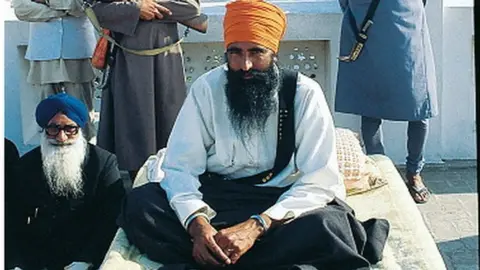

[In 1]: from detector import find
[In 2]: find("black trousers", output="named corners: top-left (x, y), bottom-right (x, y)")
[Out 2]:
top-left (118, 180), bottom-right (389, 270)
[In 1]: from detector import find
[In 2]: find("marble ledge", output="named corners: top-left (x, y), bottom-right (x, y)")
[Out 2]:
top-left (4, 0), bottom-right (343, 44)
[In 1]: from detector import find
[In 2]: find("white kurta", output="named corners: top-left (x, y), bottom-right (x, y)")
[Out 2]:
top-left (158, 65), bottom-right (346, 226)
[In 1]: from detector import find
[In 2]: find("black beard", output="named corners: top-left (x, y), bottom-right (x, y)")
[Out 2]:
top-left (225, 64), bottom-right (280, 139)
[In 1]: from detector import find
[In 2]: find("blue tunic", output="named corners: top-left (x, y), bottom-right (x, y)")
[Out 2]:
top-left (26, 16), bottom-right (96, 61)
top-left (335, 0), bottom-right (438, 121)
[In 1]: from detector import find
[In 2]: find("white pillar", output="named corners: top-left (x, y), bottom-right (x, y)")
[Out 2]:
top-left (441, 2), bottom-right (476, 159)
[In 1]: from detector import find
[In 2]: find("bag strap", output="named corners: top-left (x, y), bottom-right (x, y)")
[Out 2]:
top-left (338, 0), bottom-right (380, 62)
top-left (200, 69), bottom-right (298, 186)
top-left (83, 5), bottom-right (184, 56)
top-left (347, 0), bottom-right (380, 41)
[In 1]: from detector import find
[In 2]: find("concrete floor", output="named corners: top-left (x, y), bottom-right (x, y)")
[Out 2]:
top-left (399, 161), bottom-right (478, 270)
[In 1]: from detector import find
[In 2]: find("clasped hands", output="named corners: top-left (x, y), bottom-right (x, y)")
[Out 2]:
top-left (139, 0), bottom-right (172, 21)
top-left (187, 214), bottom-right (271, 268)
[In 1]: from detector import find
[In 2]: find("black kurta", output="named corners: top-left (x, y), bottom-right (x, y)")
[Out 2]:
top-left (6, 144), bottom-right (126, 270)
top-left (5, 138), bottom-right (21, 269)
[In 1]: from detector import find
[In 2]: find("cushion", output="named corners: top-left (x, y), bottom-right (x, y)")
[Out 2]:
top-left (335, 128), bottom-right (388, 196)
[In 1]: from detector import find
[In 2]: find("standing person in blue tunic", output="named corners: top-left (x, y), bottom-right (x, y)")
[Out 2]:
top-left (335, 0), bottom-right (437, 203)
top-left (12, 0), bottom-right (97, 142)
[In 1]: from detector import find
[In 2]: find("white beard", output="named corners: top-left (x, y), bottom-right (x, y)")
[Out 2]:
top-left (40, 131), bottom-right (87, 198)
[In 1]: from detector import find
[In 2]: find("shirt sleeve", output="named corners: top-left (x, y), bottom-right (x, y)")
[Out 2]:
top-left (156, 0), bottom-right (207, 32)
top-left (160, 77), bottom-right (217, 228)
top-left (264, 77), bottom-right (346, 221)
top-left (47, 0), bottom-right (83, 15)
top-left (12, 0), bottom-right (66, 22)
top-left (156, 0), bottom-right (201, 22)
top-left (91, 0), bottom-right (141, 36)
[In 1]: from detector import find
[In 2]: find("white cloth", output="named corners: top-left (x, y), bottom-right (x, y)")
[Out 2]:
top-left (64, 262), bottom-right (92, 270)
top-left (146, 148), bottom-right (167, 182)
top-left (158, 64), bottom-right (346, 227)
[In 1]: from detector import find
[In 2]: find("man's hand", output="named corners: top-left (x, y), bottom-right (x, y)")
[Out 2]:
top-left (214, 215), bottom-right (270, 264)
top-left (188, 217), bottom-right (232, 267)
top-left (139, 0), bottom-right (172, 21)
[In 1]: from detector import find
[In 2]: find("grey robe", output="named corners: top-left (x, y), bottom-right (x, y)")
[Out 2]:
top-left (93, 0), bottom-right (205, 171)
top-left (335, 0), bottom-right (438, 121)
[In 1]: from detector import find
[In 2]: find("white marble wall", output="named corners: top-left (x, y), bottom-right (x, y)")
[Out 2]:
top-left (441, 3), bottom-right (476, 159)
top-left (4, 19), bottom-right (32, 154)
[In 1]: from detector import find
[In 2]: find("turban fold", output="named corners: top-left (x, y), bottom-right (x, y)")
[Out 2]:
top-left (223, 0), bottom-right (287, 53)
top-left (35, 93), bottom-right (88, 128)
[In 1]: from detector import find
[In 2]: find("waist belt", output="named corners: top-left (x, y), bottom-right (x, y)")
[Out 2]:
top-left (83, 3), bottom-right (185, 56)
top-left (338, 0), bottom-right (380, 62)
top-left (200, 69), bottom-right (298, 186)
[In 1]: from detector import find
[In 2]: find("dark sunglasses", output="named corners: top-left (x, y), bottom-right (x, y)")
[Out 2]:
top-left (45, 124), bottom-right (80, 136)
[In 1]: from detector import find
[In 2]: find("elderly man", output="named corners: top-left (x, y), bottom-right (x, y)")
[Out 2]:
top-left (6, 93), bottom-right (126, 270)
top-left (118, 1), bottom-right (389, 269)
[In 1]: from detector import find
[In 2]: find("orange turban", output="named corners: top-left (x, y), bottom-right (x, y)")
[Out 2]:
top-left (223, 0), bottom-right (287, 53)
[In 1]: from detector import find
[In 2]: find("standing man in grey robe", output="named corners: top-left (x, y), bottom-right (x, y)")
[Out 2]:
top-left (92, 0), bottom-right (207, 180)
top-left (12, 0), bottom-right (97, 142)
top-left (335, 0), bottom-right (437, 203)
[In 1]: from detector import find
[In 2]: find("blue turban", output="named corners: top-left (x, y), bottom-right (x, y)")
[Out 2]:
top-left (35, 93), bottom-right (88, 128)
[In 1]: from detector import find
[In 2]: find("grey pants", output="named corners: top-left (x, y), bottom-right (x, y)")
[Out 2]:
top-left (361, 116), bottom-right (428, 174)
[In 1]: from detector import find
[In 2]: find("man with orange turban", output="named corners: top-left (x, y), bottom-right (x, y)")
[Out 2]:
top-left (118, 1), bottom-right (389, 269)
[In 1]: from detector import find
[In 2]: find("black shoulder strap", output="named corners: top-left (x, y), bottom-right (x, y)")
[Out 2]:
top-left (339, 0), bottom-right (380, 62)
top-left (347, 0), bottom-right (380, 41)
top-left (243, 69), bottom-right (298, 184)
top-left (269, 69), bottom-right (297, 179)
